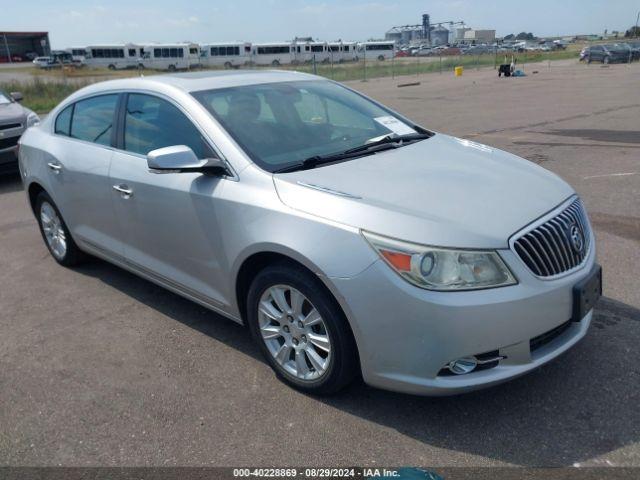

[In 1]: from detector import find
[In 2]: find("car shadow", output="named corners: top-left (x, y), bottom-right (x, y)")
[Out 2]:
top-left (0, 170), bottom-right (23, 194)
top-left (75, 257), bottom-right (639, 467)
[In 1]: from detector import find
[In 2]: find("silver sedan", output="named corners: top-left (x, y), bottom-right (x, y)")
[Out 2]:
top-left (18, 71), bottom-right (601, 395)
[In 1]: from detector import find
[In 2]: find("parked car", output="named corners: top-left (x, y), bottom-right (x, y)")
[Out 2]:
top-left (621, 41), bottom-right (640, 61)
top-left (0, 90), bottom-right (40, 173)
top-left (18, 71), bottom-right (600, 396)
top-left (580, 44), bottom-right (631, 63)
top-left (32, 56), bottom-right (52, 67)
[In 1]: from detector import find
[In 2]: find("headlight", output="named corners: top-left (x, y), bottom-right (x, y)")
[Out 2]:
top-left (362, 231), bottom-right (517, 291)
top-left (26, 112), bottom-right (40, 127)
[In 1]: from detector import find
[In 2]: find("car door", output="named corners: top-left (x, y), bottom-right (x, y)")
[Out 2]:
top-left (48, 93), bottom-right (123, 258)
top-left (590, 46), bottom-right (603, 61)
top-left (109, 92), bottom-right (230, 308)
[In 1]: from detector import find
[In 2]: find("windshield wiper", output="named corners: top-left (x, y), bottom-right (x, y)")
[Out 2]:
top-left (274, 132), bottom-right (432, 174)
top-left (343, 132), bottom-right (432, 155)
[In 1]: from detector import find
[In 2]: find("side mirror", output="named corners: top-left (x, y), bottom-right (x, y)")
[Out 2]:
top-left (10, 92), bottom-right (23, 102)
top-left (147, 145), bottom-right (229, 176)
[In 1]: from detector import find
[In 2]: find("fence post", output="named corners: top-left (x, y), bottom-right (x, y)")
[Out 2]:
top-left (330, 51), bottom-right (334, 79)
top-left (312, 54), bottom-right (317, 75)
top-left (391, 53), bottom-right (395, 79)
top-left (363, 51), bottom-right (367, 81)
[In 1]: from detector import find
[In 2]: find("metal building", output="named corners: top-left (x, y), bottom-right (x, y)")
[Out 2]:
top-left (0, 31), bottom-right (51, 63)
top-left (431, 26), bottom-right (450, 46)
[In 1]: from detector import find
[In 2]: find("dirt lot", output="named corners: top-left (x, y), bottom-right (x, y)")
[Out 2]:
top-left (1, 60), bottom-right (639, 468)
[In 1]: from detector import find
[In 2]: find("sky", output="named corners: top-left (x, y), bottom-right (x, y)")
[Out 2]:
top-left (5, 0), bottom-right (639, 48)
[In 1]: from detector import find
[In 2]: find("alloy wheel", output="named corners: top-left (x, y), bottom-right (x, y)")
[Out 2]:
top-left (40, 202), bottom-right (67, 260)
top-left (258, 285), bottom-right (331, 381)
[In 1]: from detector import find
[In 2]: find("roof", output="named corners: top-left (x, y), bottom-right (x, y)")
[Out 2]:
top-left (153, 70), bottom-right (318, 91)
top-left (0, 31), bottom-right (48, 37)
top-left (66, 70), bottom-right (320, 100)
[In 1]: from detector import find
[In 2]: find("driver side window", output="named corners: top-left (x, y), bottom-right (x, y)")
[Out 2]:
top-left (123, 93), bottom-right (212, 158)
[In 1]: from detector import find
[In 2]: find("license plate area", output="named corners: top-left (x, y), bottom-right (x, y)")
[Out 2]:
top-left (572, 264), bottom-right (602, 322)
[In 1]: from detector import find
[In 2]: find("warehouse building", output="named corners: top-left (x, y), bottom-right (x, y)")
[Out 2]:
top-left (462, 29), bottom-right (496, 44)
top-left (0, 31), bottom-right (51, 63)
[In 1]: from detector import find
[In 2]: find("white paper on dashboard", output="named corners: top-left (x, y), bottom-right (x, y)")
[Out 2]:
top-left (373, 116), bottom-right (416, 136)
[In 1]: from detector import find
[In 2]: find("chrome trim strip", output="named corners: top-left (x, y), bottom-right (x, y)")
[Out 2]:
top-left (297, 181), bottom-right (362, 199)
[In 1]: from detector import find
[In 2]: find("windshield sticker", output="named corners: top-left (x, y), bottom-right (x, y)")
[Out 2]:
top-left (374, 116), bottom-right (416, 136)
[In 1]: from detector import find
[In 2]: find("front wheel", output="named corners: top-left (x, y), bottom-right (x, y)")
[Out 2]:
top-left (271, 59), bottom-right (281, 67)
top-left (247, 263), bottom-right (358, 394)
top-left (603, 56), bottom-right (610, 64)
top-left (35, 192), bottom-right (86, 267)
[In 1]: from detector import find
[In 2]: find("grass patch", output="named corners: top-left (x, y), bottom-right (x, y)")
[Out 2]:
top-left (0, 78), bottom-right (92, 113)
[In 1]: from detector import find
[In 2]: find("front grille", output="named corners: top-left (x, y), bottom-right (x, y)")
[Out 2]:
top-left (0, 123), bottom-right (22, 131)
top-left (0, 136), bottom-right (19, 150)
top-left (513, 199), bottom-right (591, 277)
top-left (530, 320), bottom-right (572, 352)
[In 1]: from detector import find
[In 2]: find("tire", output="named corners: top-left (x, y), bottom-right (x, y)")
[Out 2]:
top-left (377, 55), bottom-right (385, 61)
top-left (224, 61), bottom-right (233, 69)
top-left (35, 191), bottom-right (86, 267)
top-left (168, 64), bottom-right (176, 71)
top-left (271, 60), bottom-right (280, 67)
top-left (246, 263), bottom-right (358, 395)
top-left (586, 56), bottom-right (591, 64)
top-left (108, 64), bottom-right (116, 70)
top-left (603, 56), bottom-right (610, 64)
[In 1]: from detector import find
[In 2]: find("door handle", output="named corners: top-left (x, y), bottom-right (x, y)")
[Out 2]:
top-left (113, 184), bottom-right (133, 197)
top-left (47, 162), bottom-right (62, 173)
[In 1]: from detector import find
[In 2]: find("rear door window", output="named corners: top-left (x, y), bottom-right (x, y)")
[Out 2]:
top-left (55, 104), bottom-right (73, 136)
top-left (69, 94), bottom-right (118, 146)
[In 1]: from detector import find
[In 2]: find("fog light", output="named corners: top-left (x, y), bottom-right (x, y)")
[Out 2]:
top-left (447, 357), bottom-right (477, 375)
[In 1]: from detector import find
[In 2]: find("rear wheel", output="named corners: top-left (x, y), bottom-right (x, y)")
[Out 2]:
top-left (271, 59), bottom-right (280, 67)
top-left (247, 263), bottom-right (358, 394)
top-left (35, 192), bottom-right (85, 267)
top-left (603, 56), bottom-right (610, 64)
top-left (107, 64), bottom-right (116, 70)
top-left (168, 64), bottom-right (177, 71)
top-left (224, 61), bottom-right (232, 69)
top-left (377, 55), bottom-right (385, 61)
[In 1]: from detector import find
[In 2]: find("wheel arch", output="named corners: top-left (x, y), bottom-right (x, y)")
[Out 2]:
top-left (27, 181), bottom-right (47, 215)
top-left (234, 248), bottom-right (362, 371)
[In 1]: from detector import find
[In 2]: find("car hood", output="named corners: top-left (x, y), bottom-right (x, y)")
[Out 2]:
top-left (273, 134), bottom-right (574, 249)
top-left (0, 102), bottom-right (28, 123)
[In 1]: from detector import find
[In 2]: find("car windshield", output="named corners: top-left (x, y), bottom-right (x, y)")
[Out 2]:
top-left (0, 91), bottom-right (11, 105)
top-left (192, 80), bottom-right (427, 172)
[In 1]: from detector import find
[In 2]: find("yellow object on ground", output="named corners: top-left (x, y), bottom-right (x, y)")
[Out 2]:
top-left (454, 66), bottom-right (463, 76)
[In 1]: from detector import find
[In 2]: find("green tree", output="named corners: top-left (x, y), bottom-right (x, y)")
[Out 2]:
top-left (625, 26), bottom-right (640, 37)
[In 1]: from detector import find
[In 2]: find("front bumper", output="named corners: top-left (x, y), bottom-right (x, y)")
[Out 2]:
top-left (330, 239), bottom-right (597, 396)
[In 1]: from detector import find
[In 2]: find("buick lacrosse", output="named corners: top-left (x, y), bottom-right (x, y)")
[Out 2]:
top-left (18, 71), bottom-right (601, 395)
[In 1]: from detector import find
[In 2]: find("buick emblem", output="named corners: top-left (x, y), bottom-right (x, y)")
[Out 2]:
top-left (568, 224), bottom-right (584, 254)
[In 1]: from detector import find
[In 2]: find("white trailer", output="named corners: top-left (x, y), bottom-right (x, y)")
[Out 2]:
top-left (293, 40), bottom-right (330, 64)
top-left (85, 44), bottom-right (141, 70)
top-left (357, 41), bottom-right (396, 61)
top-left (327, 41), bottom-right (358, 62)
top-left (139, 43), bottom-right (199, 70)
top-left (200, 42), bottom-right (252, 68)
top-left (66, 47), bottom-right (88, 64)
top-left (251, 42), bottom-right (294, 66)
